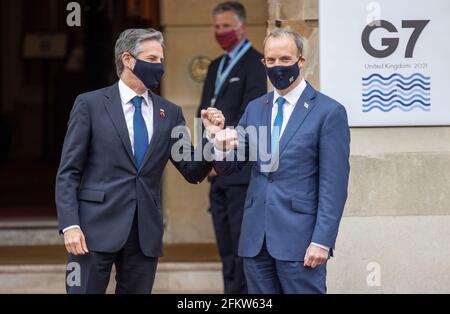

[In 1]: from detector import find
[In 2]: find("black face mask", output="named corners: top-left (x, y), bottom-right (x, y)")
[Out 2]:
top-left (265, 59), bottom-right (301, 90)
top-left (131, 56), bottom-right (165, 89)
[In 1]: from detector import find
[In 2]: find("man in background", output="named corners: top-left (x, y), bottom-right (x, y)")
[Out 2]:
top-left (197, 1), bottom-right (267, 294)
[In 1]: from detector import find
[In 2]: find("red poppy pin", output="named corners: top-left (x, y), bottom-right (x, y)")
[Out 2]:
top-left (160, 109), bottom-right (166, 118)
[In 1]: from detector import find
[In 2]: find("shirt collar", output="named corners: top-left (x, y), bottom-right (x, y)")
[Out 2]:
top-left (118, 79), bottom-right (149, 106)
top-left (227, 38), bottom-right (248, 60)
top-left (273, 78), bottom-right (307, 106)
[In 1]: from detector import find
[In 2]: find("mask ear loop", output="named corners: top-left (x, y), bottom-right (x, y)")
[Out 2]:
top-left (126, 52), bottom-right (138, 71)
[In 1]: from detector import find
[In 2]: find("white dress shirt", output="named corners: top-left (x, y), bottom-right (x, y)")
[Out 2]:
top-left (271, 78), bottom-right (306, 136)
top-left (118, 79), bottom-right (154, 154)
top-left (214, 78), bottom-right (329, 252)
top-left (62, 80), bottom-right (154, 234)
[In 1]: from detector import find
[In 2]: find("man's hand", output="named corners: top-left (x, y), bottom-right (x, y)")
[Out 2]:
top-left (201, 107), bottom-right (225, 139)
top-left (64, 228), bottom-right (89, 256)
top-left (304, 244), bottom-right (329, 268)
top-left (208, 168), bottom-right (218, 178)
top-left (215, 128), bottom-right (238, 152)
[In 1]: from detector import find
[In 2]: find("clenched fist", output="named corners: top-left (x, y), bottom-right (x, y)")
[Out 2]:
top-left (201, 107), bottom-right (225, 139)
top-left (304, 244), bottom-right (328, 268)
top-left (214, 128), bottom-right (238, 152)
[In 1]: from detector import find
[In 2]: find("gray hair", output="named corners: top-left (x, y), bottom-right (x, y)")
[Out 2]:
top-left (263, 28), bottom-right (304, 58)
top-left (114, 28), bottom-right (164, 78)
top-left (213, 1), bottom-right (246, 23)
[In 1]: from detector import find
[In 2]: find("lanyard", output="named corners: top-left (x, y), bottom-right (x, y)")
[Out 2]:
top-left (211, 40), bottom-right (252, 106)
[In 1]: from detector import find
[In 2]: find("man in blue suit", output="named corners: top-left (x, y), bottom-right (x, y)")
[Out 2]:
top-left (211, 28), bottom-right (350, 294)
top-left (56, 28), bottom-right (224, 294)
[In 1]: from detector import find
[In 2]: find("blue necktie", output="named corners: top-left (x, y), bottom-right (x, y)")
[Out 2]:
top-left (221, 55), bottom-right (230, 74)
top-left (272, 97), bottom-right (286, 154)
top-left (132, 96), bottom-right (149, 168)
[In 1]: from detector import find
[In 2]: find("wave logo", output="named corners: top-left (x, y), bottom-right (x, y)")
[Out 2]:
top-left (362, 73), bottom-right (431, 112)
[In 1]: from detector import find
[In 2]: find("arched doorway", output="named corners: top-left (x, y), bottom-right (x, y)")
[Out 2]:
top-left (0, 0), bottom-right (161, 219)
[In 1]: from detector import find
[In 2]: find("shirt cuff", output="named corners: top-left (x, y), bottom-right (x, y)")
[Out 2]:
top-left (63, 225), bottom-right (81, 234)
top-left (205, 131), bottom-right (214, 142)
top-left (311, 242), bottom-right (330, 251)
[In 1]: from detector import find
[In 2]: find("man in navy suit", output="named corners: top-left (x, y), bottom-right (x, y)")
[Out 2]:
top-left (211, 28), bottom-right (350, 294)
top-left (56, 28), bottom-right (224, 294)
top-left (197, 1), bottom-right (267, 294)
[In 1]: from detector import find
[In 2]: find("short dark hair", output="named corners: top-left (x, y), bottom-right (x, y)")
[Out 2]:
top-left (264, 28), bottom-right (304, 58)
top-left (213, 1), bottom-right (246, 23)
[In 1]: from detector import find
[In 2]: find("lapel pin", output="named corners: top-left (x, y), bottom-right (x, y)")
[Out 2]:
top-left (304, 102), bottom-right (310, 109)
top-left (160, 109), bottom-right (166, 118)
top-left (265, 98), bottom-right (270, 105)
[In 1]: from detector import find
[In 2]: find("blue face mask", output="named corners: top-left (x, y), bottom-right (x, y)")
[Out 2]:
top-left (131, 56), bottom-right (165, 89)
top-left (265, 59), bottom-right (301, 90)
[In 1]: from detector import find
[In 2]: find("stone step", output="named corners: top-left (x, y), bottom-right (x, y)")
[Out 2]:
top-left (0, 219), bottom-right (62, 246)
top-left (0, 262), bottom-right (224, 294)
top-left (0, 220), bottom-right (223, 293)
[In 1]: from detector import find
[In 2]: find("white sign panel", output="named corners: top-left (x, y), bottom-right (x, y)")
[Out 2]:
top-left (319, 0), bottom-right (450, 126)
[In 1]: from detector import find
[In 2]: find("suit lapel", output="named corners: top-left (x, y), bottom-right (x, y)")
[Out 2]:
top-left (256, 92), bottom-right (274, 175)
top-left (103, 83), bottom-right (137, 169)
top-left (278, 83), bottom-right (317, 155)
top-left (215, 49), bottom-right (250, 99)
top-left (264, 92), bottom-right (274, 153)
top-left (268, 83), bottom-right (317, 172)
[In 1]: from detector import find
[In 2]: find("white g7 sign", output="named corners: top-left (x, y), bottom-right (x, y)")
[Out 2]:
top-left (320, 0), bottom-right (450, 126)
top-left (361, 20), bottom-right (430, 58)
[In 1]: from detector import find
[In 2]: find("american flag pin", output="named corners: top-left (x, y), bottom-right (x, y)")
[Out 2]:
top-left (265, 98), bottom-right (270, 105)
top-left (304, 102), bottom-right (310, 109)
top-left (160, 109), bottom-right (166, 118)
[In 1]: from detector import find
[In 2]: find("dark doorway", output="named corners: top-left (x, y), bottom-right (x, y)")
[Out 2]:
top-left (0, 0), bottom-right (161, 219)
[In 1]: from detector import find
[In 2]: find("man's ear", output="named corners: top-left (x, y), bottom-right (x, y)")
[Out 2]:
top-left (239, 23), bottom-right (246, 36)
top-left (298, 57), bottom-right (306, 68)
top-left (299, 57), bottom-right (306, 67)
top-left (122, 52), bottom-right (134, 71)
top-left (260, 58), bottom-right (266, 66)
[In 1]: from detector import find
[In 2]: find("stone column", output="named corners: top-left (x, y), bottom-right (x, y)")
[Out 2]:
top-left (160, 0), bottom-right (268, 243)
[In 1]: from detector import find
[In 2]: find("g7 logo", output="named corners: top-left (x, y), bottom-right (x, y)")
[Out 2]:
top-left (361, 20), bottom-right (430, 58)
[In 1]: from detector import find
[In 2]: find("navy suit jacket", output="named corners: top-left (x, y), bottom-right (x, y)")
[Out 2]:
top-left (198, 47), bottom-right (267, 185)
top-left (55, 83), bottom-right (211, 257)
top-left (214, 82), bottom-right (350, 261)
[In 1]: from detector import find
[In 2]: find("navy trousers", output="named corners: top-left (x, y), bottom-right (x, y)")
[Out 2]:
top-left (243, 238), bottom-right (327, 294)
top-left (209, 179), bottom-right (248, 294)
top-left (66, 212), bottom-right (158, 294)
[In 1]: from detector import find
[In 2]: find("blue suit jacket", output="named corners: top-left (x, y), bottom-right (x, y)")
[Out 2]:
top-left (55, 83), bottom-right (211, 257)
top-left (214, 82), bottom-right (350, 261)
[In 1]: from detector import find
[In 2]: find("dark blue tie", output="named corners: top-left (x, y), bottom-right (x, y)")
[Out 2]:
top-left (272, 97), bottom-right (286, 153)
top-left (222, 55), bottom-right (230, 73)
top-left (131, 96), bottom-right (149, 168)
